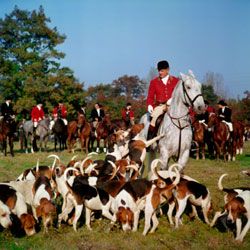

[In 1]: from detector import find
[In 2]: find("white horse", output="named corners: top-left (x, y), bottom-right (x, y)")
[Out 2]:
top-left (141, 71), bottom-right (205, 172)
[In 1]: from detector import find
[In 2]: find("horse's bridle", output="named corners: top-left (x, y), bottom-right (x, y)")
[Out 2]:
top-left (182, 81), bottom-right (202, 108)
top-left (166, 79), bottom-right (202, 162)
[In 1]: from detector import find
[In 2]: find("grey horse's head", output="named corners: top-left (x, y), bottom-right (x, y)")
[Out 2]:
top-left (180, 70), bottom-right (205, 114)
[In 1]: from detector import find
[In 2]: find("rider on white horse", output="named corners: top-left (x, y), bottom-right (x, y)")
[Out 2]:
top-left (31, 103), bottom-right (45, 132)
top-left (146, 60), bottom-right (179, 140)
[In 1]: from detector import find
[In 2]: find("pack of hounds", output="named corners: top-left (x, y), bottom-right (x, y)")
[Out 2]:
top-left (0, 124), bottom-right (249, 242)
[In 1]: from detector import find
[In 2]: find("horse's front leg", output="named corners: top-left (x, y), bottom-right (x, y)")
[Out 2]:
top-left (9, 136), bottom-right (14, 157)
top-left (196, 143), bottom-right (200, 160)
top-left (214, 141), bottom-right (220, 160)
top-left (221, 141), bottom-right (227, 161)
top-left (80, 135), bottom-right (84, 152)
top-left (44, 136), bottom-right (49, 152)
top-left (3, 138), bottom-right (7, 156)
top-left (202, 142), bottom-right (205, 160)
top-left (39, 137), bottom-right (43, 152)
top-left (178, 149), bottom-right (190, 172)
top-left (103, 138), bottom-right (107, 153)
top-left (54, 135), bottom-right (57, 152)
top-left (96, 137), bottom-right (100, 153)
top-left (85, 137), bottom-right (89, 154)
top-left (159, 147), bottom-right (169, 170)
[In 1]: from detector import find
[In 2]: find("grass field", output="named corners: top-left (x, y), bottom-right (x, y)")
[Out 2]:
top-left (0, 141), bottom-right (250, 250)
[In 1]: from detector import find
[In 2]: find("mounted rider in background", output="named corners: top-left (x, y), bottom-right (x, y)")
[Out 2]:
top-left (50, 102), bottom-right (68, 129)
top-left (0, 96), bottom-right (15, 121)
top-left (217, 99), bottom-right (233, 137)
top-left (31, 103), bottom-right (45, 132)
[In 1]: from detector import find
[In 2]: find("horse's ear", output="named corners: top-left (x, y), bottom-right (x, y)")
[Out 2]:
top-left (188, 69), bottom-right (195, 78)
top-left (180, 72), bottom-right (187, 81)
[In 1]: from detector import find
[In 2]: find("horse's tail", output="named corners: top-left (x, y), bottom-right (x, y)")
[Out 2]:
top-left (218, 173), bottom-right (228, 191)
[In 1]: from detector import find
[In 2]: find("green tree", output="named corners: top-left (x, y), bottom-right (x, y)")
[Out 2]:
top-left (111, 75), bottom-right (147, 100)
top-left (0, 6), bottom-right (85, 119)
top-left (201, 84), bottom-right (218, 105)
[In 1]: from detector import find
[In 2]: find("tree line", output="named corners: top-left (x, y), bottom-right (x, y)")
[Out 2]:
top-left (0, 6), bottom-right (249, 123)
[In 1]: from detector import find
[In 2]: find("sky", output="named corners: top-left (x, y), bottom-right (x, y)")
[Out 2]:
top-left (0, 0), bottom-right (250, 98)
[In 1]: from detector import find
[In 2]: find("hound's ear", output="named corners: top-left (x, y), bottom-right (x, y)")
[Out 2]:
top-left (188, 69), bottom-right (195, 78)
top-left (239, 203), bottom-right (247, 214)
top-left (36, 205), bottom-right (42, 218)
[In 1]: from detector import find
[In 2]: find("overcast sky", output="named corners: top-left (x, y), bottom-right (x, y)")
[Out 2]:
top-left (1, 0), bottom-right (250, 98)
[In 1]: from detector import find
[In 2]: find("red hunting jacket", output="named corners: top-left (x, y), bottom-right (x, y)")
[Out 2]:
top-left (121, 108), bottom-right (135, 120)
top-left (52, 105), bottom-right (67, 119)
top-left (146, 75), bottom-right (179, 108)
top-left (31, 106), bottom-right (45, 122)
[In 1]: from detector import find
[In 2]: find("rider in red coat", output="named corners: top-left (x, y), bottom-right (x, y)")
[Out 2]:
top-left (31, 103), bottom-right (45, 128)
top-left (146, 60), bottom-right (179, 139)
top-left (52, 103), bottom-right (67, 119)
top-left (121, 102), bottom-right (135, 126)
top-left (50, 102), bottom-right (68, 129)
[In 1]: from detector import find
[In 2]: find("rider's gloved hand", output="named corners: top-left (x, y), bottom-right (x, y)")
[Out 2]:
top-left (148, 105), bottom-right (153, 114)
top-left (166, 98), bottom-right (172, 106)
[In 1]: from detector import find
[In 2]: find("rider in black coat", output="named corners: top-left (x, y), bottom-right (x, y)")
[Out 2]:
top-left (217, 100), bottom-right (232, 123)
top-left (90, 103), bottom-right (105, 122)
top-left (0, 97), bottom-right (15, 120)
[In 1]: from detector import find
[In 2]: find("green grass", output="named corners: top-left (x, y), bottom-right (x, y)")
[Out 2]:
top-left (0, 141), bottom-right (250, 249)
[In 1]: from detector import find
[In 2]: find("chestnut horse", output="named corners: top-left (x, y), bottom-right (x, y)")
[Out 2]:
top-left (89, 114), bottom-right (112, 153)
top-left (192, 120), bottom-right (206, 160)
top-left (232, 121), bottom-right (245, 159)
top-left (67, 113), bottom-right (90, 153)
top-left (207, 113), bottom-right (232, 161)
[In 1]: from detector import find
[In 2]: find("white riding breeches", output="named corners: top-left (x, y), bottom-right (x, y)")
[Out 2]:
top-left (50, 118), bottom-right (68, 130)
top-left (150, 104), bottom-right (167, 127)
top-left (222, 121), bottom-right (233, 132)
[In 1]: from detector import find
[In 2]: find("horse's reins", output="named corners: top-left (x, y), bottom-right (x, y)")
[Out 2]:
top-left (169, 80), bottom-right (203, 162)
top-left (182, 81), bottom-right (202, 108)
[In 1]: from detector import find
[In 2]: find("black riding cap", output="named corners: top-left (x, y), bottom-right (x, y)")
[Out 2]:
top-left (217, 100), bottom-right (227, 106)
top-left (157, 60), bottom-right (169, 71)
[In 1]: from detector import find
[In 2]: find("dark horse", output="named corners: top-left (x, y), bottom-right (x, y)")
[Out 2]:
top-left (0, 116), bottom-right (16, 156)
top-left (89, 114), bottom-right (112, 153)
top-left (52, 118), bottom-right (67, 151)
top-left (207, 113), bottom-right (232, 161)
top-left (67, 113), bottom-right (90, 153)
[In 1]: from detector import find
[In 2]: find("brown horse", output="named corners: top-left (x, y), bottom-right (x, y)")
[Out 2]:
top-left (89, 114), bottom-right (112, 153)
top-left (0, 116), bottom-right (16, 156)
top-left (232, 121), bottom-right (245, 160)
top-left (67, 113), bottom-right (90, 153)
top-left (110, 118), bottom-right (128, 131)
top-left (192, 120), bottom-right (206, 160)
top-left (207, 113), bottom-right (232, 161)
